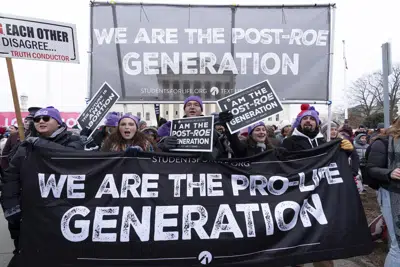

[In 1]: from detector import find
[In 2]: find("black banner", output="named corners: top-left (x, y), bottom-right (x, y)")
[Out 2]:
top-left (170, 116), bottom-right (214, 152)
top-left (77, 82), bottom-right (119, 135)
top-left (217, 80), bottom-right (283, 133)
top-left (19, 141), bottom-right (373, 267)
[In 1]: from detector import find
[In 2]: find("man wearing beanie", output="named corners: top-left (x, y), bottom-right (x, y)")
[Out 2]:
top-left (282, 107), bottom-right (353, 267)
top-left (282, 107), bottom-right (325, 151)
top-left (1, 106), bottom-right (84, 266)
top-left (158, 96), bottom-right (231, 160)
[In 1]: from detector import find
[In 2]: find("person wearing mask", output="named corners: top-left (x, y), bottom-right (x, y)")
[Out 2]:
top-left (211, 112), bottom-right (234, 158)
top-left (101, 114), bottom-right (154, 152)
top-left (81, 111), bottom-right (120, 150)
top-left (157, 96), bottom-right (229, 160)
top-left (1, 106), bottom-right (84, 267)
top-left (367, 117), bottom-right (400, 267)
top-left (265, 125), bottom-right (281, 147)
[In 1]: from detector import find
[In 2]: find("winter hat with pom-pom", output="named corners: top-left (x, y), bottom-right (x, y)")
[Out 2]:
top-left (292, 104), bottom-right (311, 128)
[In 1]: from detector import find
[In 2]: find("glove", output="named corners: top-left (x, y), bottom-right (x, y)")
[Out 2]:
top-left (21, 137), bottom-right (39, 147)
top-left (80, 127), bottom-right (93, 137)
top-left (340, 139), bottom-right (354, 151)
top-left (125, 145), bottom-right (143, 157)
top-left (4, 206), bottom-right (21, 224)
top-left (126, 145), bottom-right (143, 152)
top-left (219, 110), bottom-right (233, 124)
top-left (163, 136), bottom-right (179, 150)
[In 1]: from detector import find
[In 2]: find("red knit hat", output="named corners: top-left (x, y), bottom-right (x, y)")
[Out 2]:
top-left (298, 104), bottom-right (310, 116)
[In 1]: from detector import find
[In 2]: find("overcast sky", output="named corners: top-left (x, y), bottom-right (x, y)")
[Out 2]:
top-left (0, 0), bottom-right (399, 113)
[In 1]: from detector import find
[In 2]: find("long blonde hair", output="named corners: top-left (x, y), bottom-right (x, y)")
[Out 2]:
top-left (387, 117), bottom-right (400, 139)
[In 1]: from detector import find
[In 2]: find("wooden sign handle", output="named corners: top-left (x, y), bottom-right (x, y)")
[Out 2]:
top-left (6, 58), bottom-right (26, 141)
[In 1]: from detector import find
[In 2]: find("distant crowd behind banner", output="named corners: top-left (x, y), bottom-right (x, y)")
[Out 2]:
top-left (90, 3), bottom-right (332, 103)
top-left (19, 141), bottom-right (373, 267)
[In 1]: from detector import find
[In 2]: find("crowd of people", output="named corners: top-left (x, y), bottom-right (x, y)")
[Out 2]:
top-left (0, 97), bottom-right (398, 267)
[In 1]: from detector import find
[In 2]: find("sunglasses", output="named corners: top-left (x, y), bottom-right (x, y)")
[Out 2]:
top-left (33, 116), bottom-right (51, 123)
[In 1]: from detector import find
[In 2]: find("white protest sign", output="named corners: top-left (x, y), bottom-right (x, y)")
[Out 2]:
top-left (0, 13), bottom-right (79, 63)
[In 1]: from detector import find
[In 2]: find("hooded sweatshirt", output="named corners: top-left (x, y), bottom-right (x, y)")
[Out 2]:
top-left (354, 133), bottom-right (369, 160)
top-left (281, 127), bottom-right (325, 151)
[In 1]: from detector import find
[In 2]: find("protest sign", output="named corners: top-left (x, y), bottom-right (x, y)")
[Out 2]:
top-left (217, 80), bottom-right (283, 133)
top-left (0, 111), bottom-right (80, 128)
top-left (17, 141), bottom-right (373, 266)
top-left (0, 13), bottom-right (79, 63)
top-left (170, 116), bottom-right (214, 152)
top-left (77, 82), bottom-right (119, 134)
top-left (90, 3), bottom-right (332, 102)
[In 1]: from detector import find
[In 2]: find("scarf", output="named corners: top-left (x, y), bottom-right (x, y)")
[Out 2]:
top-left (387, 136), bottom-right (400, 244)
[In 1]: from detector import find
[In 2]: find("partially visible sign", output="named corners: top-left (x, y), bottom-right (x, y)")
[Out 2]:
top-left (0, 13), bottom-right (79, 63)
top-left (0, 112), bottom-right (80, 128)
top-left (170, 116), bottom-right (214, 152)
top-left (77, 82), bottom-right (119, 134)
top-left (217, 80), bottom-right (283, 133)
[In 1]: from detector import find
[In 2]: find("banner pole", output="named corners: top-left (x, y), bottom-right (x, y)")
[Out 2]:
top-left (5, 58), bottom-right (26, 141)
top-left (326, 5), bottom-right (336, 142)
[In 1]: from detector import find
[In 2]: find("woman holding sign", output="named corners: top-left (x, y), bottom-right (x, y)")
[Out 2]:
top-left (226, 121), bottom-right (275, 158)
top-left (101, 114), bottom-right (155, 153)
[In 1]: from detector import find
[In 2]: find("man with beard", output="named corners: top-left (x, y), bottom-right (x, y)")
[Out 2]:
top-left (282, 107), bottom-right (325, 151)
top-left (282, 106), bottom-right (353, 267)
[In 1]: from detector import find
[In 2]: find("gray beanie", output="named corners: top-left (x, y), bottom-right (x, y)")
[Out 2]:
top-left (321, 121), bottom-right (339, 139)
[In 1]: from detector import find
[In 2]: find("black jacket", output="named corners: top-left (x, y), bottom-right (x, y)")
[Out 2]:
top-left (227, 132), bottom-right (274, 158)
top-left (282, 128), bottom-right (326, 151)
top-left (1, 127), bottom-right (84, 220)
top-left (367, 136), bottom-right (400, 193)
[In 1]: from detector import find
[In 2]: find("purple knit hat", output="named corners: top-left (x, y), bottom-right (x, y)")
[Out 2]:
top-left (118, 114), bottom-right (140, 127)
top-left (293, 106), bottom-right (320, 128)
top-left (247, 121), bottom-right (265, 135)
top-left (157, 121), bottom-right (171, 137)
top-left (34, 106), bottom-right (63, 125)
top-left (184, 96), bottom-right (203, 111)
top-left (104, 112), bottom-right (120, 127)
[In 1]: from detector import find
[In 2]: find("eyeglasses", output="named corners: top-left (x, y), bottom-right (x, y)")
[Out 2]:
top-left (33, 116), bottom-right (51, 123)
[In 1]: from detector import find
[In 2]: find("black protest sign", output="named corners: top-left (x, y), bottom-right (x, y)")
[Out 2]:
top-left (170, 116), bottom-right (214, 152)
top-left (217, 80), bottom-right (283, 133)
top-left (18, 141), bottom-right (373, 267)
top-left (77, 82), bottom-right (119, 134)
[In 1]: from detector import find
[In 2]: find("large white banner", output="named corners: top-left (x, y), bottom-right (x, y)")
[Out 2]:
top-left (0, 13), bottom-right (79, 63)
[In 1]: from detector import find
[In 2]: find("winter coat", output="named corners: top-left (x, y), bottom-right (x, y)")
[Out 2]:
top-left (281, 128), bottom-right (325, 151)
top-left (367, 136), bottom-right (400, 193)
top-left (227, 132), bottom-right (274, 158)
top-left (354, 134), bottom-right (369, 160)
top-left (1, 126), bottom-right (84, 221)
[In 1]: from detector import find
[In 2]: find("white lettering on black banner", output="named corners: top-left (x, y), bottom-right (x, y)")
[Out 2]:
top-left (217, 80), bottom-right (283, 133)
top-left (170, 116), bottom-right (214, 152)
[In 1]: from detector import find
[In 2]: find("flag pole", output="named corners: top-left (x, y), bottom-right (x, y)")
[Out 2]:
top-left (343, 40), bottom-right (349, 120)
top-left (6, 58), bottom-right (25, 141)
